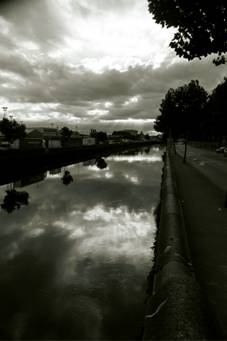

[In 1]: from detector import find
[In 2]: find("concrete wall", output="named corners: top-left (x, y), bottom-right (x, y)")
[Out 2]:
top-left (142, 145), bottom-right (211, 340)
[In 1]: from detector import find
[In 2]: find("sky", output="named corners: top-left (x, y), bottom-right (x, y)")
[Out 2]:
top-left (0, 0), bottom-right (227, 134)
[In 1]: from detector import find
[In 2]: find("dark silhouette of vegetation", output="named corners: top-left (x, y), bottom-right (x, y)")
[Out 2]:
top-left (1, 189), bottom-right (29, 213)
top-left (96, 131), bottom-right (107, 143)
top-left (0, 118), bottom-right (26, 143)
top-left (61, 170), bottom-right (73, 185)
top-left (147, 0), bottom-right (227, 65)
top-left (154, 80), bottom-right (208, 162)
top-left (112, 131), bottom-right (136, 140)
top-left (90, 130), bottom-right (107, 143)
top-left (60, 127), bottom-right (72, 140)
top-left (205, 77), bottom-right (227, 141)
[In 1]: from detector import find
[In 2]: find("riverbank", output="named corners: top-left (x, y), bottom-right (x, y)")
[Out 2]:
top-left (143, 145), bottom-right (212, 340)
top-left (173, 145), bottom-right (227, 338)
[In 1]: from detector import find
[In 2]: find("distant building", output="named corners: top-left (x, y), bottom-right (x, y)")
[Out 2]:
top-left (60, 131), bottom-right (82, 148)
top-left (108, 135), bottom-right (122, 144)
top-left (82, 137), bottom-right (96, 145)
top-left (27, 128), bottom-right (63, 148)
top-left (27, 127), bottom-right (61, 139)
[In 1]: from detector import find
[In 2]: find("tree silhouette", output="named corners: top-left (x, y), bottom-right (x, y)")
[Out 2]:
top-left (96, 132), bottom-right (107, 143)
top-left (206, 77), bottom-right (227, 141)
top-left (147, 0), bottom-right (227, 65)
top-left (0, 118), bottom-right (26, 143)
top-left (90, 130), bottom-right (107, 143)
top-left (154, 80), bottom-right (208, 161)
top-left (60, 127), bottom-right (72, 140)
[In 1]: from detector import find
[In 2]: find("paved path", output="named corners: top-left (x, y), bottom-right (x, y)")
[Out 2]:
top-left (176, 144), bottom-right (227, 196)
top-left (173, 144), bottom-right (227, 338)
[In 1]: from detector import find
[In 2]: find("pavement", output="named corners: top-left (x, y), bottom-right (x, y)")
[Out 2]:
top-left (173, 144), bottom-right (227, 338)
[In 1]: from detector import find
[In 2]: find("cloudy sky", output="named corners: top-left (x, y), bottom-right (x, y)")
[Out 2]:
top-left (0, 0), bottom-right (227, 133)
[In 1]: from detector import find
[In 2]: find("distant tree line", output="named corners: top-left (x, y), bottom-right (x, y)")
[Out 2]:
top-left (154, 77), bottom-right (227, 159)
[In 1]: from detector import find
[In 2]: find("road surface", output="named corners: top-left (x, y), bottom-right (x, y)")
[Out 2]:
top-left (173, 144), bottom-right (227, 338)
top-left (176, 144), bottom-right (227, 194)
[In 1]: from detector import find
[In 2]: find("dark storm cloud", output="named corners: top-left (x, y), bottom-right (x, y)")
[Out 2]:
top-left (0, 226), bottom-right (146, 339)
top-left (0, 0), bottom-right (68, 49)
top-left (0, 52), bottom-right (36, 78)
top-left (2, 53), bottom-right (226, 103)
top-left (0, 0), bottom-right (226, 123)
top-left (1, 44), bottom-right (227, 122)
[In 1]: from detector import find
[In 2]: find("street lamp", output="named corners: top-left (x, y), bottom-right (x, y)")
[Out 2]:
top-left (2, 106), bottom-right (8, 118)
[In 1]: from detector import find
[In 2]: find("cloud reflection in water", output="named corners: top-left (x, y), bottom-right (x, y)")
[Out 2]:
top-left (0, 147), bottom-right (163, 339)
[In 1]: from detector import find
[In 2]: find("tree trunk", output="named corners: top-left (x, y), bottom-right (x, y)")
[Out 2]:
top-left (183, 138), bottom-right (187, 163)
top-left (173, 140), bottom-right (176, 154)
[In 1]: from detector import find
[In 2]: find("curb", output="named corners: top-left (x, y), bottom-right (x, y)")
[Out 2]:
top-left (142, 146), bottom-right (211, 340)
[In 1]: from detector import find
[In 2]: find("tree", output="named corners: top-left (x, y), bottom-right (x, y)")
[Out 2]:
top-left (206, 77), bottom-right (227, 141)
top-left (154, 80), bottom-right (208, 162)
top-left (90, 130), bottom-right (107, 143)
top-left (60, 126), bottom-right (72, 140)
top-left (96, 131), bottom-right (107, 143)
top-left (147, 0), bottom-right (227, 65)
top-left (0, 118), bottom-right (26, 143)
top-left (154, 88), bottom-right (180, 141)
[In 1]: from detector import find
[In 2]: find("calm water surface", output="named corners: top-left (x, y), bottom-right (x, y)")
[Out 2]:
top-left (0, 146), bottom-right (163, 340)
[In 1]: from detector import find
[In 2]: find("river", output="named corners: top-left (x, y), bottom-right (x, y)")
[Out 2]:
top-left (0, 146), bottom-right (163, 340)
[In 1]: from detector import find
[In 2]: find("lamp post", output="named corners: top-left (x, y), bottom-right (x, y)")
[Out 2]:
top-left (2, 106), bottom-right (8, 118)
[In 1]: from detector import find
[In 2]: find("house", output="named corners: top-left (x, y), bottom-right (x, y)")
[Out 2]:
top-left (82, 136), bottom-right (96, 145)
top-left (61, 131), bottom-right (83, 148)
top-left (27, 127), bottom-right (61, 139)
top-left (27, 128), bottom-right (61, 148)
top-left (108, 135), bottom-right (122, 144)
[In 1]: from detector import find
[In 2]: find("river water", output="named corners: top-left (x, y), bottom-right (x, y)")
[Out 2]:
top-left (0, 146), bottom-right (163, 340)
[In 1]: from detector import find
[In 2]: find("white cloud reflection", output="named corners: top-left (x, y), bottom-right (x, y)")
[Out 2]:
top-left (108, 154), bottom-right (162, 163)
top-left (53, 204), bottom-right (155, 263)
top-left (0, 147), bottom-right (163, 339)
top-left (125, 174), bottom-right (140, 184)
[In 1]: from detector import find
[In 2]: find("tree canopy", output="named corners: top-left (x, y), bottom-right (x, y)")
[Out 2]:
top-left (204, 77), bottom-right (227, 140)
top-left (60, 126), bottom-right (72, 140)
top-left (154, 80), bottom-right (208, 140)
top-left (147, 0), bottom-right (227, 64)
top-left (0, 118), bottom-right (26, 142)
top-left (90, 130), bottom-right (107, 143)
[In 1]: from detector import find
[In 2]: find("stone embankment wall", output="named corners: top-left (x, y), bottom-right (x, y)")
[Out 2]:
top-left (143, 146), bottom-right (211, 340)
